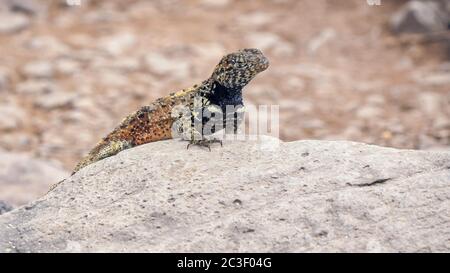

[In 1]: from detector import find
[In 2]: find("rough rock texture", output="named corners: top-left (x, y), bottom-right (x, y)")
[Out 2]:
top-left (0, 137), bottom-right (449, 253)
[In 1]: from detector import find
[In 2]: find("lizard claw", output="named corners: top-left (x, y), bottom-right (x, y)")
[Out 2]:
top-left (186, 138), bottom-right (222, 151)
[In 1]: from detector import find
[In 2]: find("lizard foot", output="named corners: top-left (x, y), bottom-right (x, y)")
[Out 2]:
top-left (186, 138), bottom-right (223, 151)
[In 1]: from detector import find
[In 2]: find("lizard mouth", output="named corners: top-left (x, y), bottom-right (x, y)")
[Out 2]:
top-left (258, 56), bottom-right (269, 72)
top-left (241, 48), bottom-right (269, 73)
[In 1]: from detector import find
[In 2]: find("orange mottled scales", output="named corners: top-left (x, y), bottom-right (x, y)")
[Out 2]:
top-left (70, 48), bottom-right (269, 175)
top-left (71, 88), bottom-right (197, 174)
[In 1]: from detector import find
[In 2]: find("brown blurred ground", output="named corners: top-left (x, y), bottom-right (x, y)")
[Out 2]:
top-left (0, 0), bottom-right (449, 203)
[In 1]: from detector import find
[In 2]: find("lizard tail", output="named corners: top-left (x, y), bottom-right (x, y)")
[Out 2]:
top-left (47, 140), bottom-right (133, 194)
top-left (72, 139), bottom-right (133, 174)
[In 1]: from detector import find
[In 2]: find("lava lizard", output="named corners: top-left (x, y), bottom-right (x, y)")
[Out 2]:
top-left (62, 48), bottom-right (269, 181)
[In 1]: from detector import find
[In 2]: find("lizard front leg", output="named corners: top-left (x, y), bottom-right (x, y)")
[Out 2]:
top-left (177, 111), bottom-right (222, 151)
top-left (186, 138), bottom-right (223, 151)
top-left (182, 124), bottom-right (223, 151)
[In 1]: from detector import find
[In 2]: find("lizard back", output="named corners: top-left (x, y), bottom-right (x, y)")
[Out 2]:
top-left (72, 85), bottom-right (201, 174)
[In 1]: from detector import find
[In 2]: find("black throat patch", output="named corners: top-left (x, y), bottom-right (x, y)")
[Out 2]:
top-left (207, 81), bottom-right (244, 113)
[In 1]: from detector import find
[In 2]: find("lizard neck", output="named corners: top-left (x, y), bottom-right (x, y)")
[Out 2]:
top-left (207, 80), bottom-right (244, 111)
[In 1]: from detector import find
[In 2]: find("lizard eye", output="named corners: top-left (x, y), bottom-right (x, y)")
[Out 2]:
top-left (233, 59), bottom-right (246, 68)
top-left (235, 58), bottom-right (243, 63)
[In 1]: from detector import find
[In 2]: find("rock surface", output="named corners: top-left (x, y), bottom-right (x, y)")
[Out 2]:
top-left (0, 137), bottom-right (449, 253)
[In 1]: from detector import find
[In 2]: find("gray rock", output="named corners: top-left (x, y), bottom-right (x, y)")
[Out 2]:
top-left (356, 105), bottom-right (383, 119)
top-left (0, 12), bottom-right (30, 34)
top-left (98, 32), bottom-right (136, 56)
top-left (92, 56), bottom-right (141, 73)
top-left (144, 52), bottom-right (190, 79)
top-left (16, 80), bottom-right (56, 95)
top-left (6, 0), bottom-right (45, 16)
top-left (25, 36), bottom-right (70, 56)
top-left (0, 201), bottom-right (12, 215)
top-left (0, 103), bottom-right (25, 130)
top-left (246, 32), bottom-right (294, 57)
top-left (391, 0), bottom-right (448, 34)
top-left (307, 28), bottom-right (337, 55)
top-left (62, 0), bottom-right (88, 8)
top-left (0, 152), bottom-right (69, 207)
top-left (415, 73), bottom-right (450, 86)
top-left (418, 92), bottom-right (442, 115)
top-left (34, 92), bottom-right (76, 110)
top-left (237, 12), bottom-right (274, 27)
top-left (109, 57), bottom-right (141, 72)
top-left (0, 68), bottom-right (10, 91)
top-left (55, 58), bottom-right (81, 75)
top-left (0, 137), bottom-right (449, 252)
top-left (22, 61), bottom-right (54, 79)
top-left (97, 70), bottom-right (131, 88)
top-left (200, 0), bottom-right (231, 8)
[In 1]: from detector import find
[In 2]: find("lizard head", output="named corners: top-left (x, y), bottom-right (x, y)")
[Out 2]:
top-left (211, 48), bottom-right (269, 89)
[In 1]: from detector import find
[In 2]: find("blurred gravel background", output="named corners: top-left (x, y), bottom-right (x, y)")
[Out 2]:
top-left (0, 0), bottom-right (449, 206)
